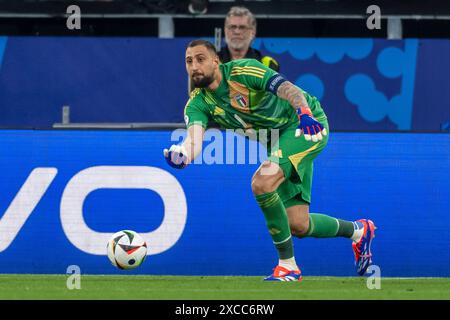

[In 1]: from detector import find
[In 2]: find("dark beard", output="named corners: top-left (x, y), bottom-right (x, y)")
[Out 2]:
top-left (192, 74), bottom-right (214, 88)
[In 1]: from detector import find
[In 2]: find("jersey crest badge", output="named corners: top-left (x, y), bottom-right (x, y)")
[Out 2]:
top-left (234, 94), bottom-right (247, 109)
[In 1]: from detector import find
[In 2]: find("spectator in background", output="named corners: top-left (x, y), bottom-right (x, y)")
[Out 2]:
top-left (219, 6), bottom-right (280, 72)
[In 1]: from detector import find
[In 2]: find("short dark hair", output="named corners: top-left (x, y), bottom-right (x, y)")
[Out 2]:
top-left (187, 39), bottom-right (217, 56)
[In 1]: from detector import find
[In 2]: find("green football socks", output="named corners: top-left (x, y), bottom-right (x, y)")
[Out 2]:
top-left (255, 191), bottom-right (294, 259)
top-left (301, 213), bottom-right (355, 238)
top-left (255, 192), bottom-right (357, 259)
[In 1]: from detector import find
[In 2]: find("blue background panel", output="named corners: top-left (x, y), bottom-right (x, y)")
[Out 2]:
top-left (0, 37), bottom-right (449, 131)
top-left (0, 130), bottom-right (449, 276)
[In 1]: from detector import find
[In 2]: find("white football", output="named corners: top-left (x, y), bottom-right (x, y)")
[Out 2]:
top-left (107, 230), bottom-right (147, 270)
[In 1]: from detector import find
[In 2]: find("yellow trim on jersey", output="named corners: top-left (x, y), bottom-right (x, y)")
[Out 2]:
top-left (231, 66), bottom-right (266, 75)
top-left (184, 88), bottom-right (203, 115)
top-left (230, 71), bottom-right (264, 79)
top-left (231, 66), bottom-right (266, 78)
top-left (183, 100), bottom-right (191, 115)
top-left (189, 88), bottom-right (201, 99)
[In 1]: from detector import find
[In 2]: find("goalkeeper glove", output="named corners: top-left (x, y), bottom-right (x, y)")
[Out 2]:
top-left (295, 107), bottom-right (327, 142)
top-left (163, 145), bottom-right (189, 169)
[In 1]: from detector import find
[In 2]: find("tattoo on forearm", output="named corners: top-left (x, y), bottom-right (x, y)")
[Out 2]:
top-left (276, 81), bottom-right (308, 109)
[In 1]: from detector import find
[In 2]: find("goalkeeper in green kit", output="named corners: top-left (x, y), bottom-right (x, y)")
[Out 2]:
top-left (164, 40), bottom-right (376, 281)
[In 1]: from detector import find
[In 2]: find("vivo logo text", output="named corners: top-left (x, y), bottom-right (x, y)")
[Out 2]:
top-left (0, 166), bottom-right (187, 255)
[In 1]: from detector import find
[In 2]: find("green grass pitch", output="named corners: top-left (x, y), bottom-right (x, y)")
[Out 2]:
top-left (0, 275), bottom-right (449, 300)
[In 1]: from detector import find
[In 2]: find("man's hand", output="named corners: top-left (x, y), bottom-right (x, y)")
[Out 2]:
top-left (274, 81), bottom-right (327, 142)
top-left (163, 145), bottom-right (189, 169)
top-left (296, 107), bottom-right (328, 142)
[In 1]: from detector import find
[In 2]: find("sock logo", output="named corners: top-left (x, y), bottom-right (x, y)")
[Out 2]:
top-left (269, 228), bottom-right (281, 235)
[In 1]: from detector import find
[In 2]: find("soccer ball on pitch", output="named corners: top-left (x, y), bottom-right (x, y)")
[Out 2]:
top-left (107, 230), bottom-right (147, 270)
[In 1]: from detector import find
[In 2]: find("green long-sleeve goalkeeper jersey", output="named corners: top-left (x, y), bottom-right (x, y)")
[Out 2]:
top-left (184, 59), bottom-right (327, 132)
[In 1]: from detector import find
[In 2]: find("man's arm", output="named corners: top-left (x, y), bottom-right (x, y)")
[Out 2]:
top-left (276, 81), bottom-right (309, 111)
top-left (164, 124), bottom-right (205, 169)
top-left (275, 80), bottom-right (327, 141)
top-left (181, 124), bottom-right (205, 165)
top-left (230, 59), bottom-right (325, 141)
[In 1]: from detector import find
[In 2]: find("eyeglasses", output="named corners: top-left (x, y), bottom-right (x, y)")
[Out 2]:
top-left (225, 25), bottom-right (253, 32)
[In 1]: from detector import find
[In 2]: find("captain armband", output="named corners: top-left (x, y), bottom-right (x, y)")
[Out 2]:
top-left (266, 74), bottom-right (288, 95)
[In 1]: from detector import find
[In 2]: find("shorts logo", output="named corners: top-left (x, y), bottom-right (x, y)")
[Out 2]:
top-left (184, 115), bottom-right (189, 125)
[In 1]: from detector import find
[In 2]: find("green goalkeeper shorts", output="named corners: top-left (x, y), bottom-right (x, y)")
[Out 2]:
top-left (266, 120), bottom-right (329, 208)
